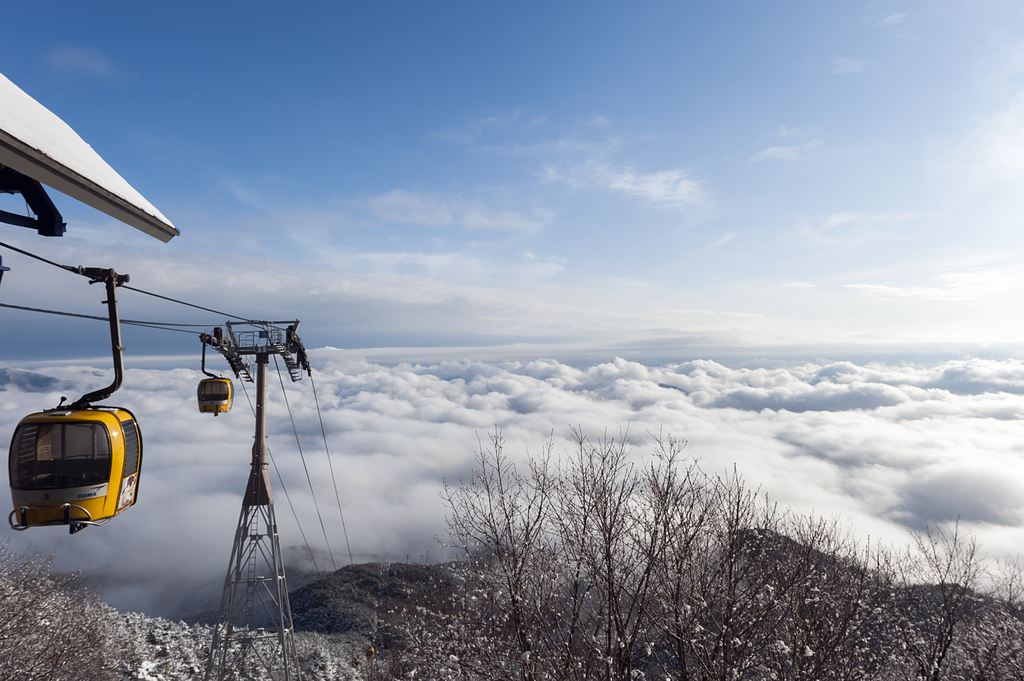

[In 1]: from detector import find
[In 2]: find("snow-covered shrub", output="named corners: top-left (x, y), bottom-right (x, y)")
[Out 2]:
top-left (420, 427), bottom-right (1024, 681)
top-left (0, 540), bottom-right (124, 681)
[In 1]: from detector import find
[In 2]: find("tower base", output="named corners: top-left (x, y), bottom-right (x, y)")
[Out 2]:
top-left (204, 499), bottom-right (298, 681)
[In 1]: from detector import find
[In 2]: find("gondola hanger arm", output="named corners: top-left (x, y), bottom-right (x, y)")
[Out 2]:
top-left (70, 268), bottom-right (128, 409)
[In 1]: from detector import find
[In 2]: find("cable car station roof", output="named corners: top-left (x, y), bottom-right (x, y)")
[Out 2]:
top-left (0, 73), bottom-right (178, 242)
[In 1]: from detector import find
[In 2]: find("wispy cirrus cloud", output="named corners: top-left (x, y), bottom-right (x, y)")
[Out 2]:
top-left (795, 211), bottom-right (922, 238)
top-left (750, 139), bottom-right (821, 163)
top-left (431, 111), bottom-right (615, 162)
top-left (832, 57), bottom-right (868, 74)
top-left (878, 13), bottom-right (908, 27)
top-left (604, 167), bottom-right (704, 205)
top-left (954, 91), bottom-right (1024, 181)
top-left (44, 46), bottom-right (126, 82)
top-left (750, 145), bottom-right (799, 162)
top-left (429, 109), bottom-right (548, 147)
top-left (799, 212), bottom-right (857, 235)
top-left (544, 161), bottom-right (706, 207)
top-left (926, 78), bottom-right (1024, 234)
top-left (431, 112), bottom-right (705, 208)
top-left (363, 190), bottom-right (552, 232)
top-left (845, 269), bottom-right (1020, 301)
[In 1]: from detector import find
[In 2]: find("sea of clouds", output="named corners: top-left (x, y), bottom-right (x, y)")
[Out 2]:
top-left (1, 352), bottom-right (1023, 619)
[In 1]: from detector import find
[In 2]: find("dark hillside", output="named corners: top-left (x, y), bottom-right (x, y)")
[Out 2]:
top-left (281, 552), bottom-right (1024, 680)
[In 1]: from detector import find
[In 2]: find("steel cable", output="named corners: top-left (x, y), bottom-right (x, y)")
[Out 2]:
top-left (309, 370), bottom-right (355, 565)
top-left (274, 355), bottom-right (337, 572)
top-left (238, 378), bottom-right (321, 576)
top-left (0, 301), bottom-right (211, 332)
top-left (0, 239), bottom-right (248, 321)
top-left (120, 284), bottom-right (248, 321)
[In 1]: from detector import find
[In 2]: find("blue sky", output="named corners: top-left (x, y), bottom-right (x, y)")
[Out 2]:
top-left (3, 2), bottom-right (1024, 361)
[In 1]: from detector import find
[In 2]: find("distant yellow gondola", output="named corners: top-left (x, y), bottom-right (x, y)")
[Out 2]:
top-left (197, 377), bottom-right (233, 415)
top-left (8, 407), bottom-right (142, 533)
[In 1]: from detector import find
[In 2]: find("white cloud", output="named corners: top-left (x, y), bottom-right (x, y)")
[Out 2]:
top-left (954, 92), bottom-right (1024, 181)
top-left (544, 162), bottom-right (706, 207)
top-left (820, 212), bottom-right (857, 231)
top-left (749, 139), bottom-right (821, 162)
top-left (606, 167), bottom-right (703, 205)
top-left (844, 269), bottom-right (1019, 301)
top-left (429, 110), bottom-right (548, 146)
top-left (429, 112), bottom-right (705, 209)
top-left (709, 233), bottom-right (735, 248)
top-left (3, 355), bottom-right (1023, 617)
top-left (4, 221), bottom-right (1022, 375)
top-left (832, 57), bottom-right (868, 74)
top-left (792, 211), bottom-right (925, 242)
top-left (878, 13), bottom-right (908, 27)
top-left (223, 178), bottom-right (265, 210)
top-left (472, 137), bottom-right (601, 158)
top-left (750, 145), bottom-right (801, 162)
top-left (44, 46), bottom-right (124, 82)
top-left (796, 211), bottom-right (858, 235)
top-left (927, 88), bottom-right (1024, 243)
top-left (363, 190), bottom-right (551, 232)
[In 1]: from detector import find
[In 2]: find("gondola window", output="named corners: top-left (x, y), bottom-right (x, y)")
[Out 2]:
top-left (9, 423), bottom-right (112, 490)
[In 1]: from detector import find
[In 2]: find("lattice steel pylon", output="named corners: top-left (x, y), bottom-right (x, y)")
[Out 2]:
top-left (204, 323), bottom-right (310, 681)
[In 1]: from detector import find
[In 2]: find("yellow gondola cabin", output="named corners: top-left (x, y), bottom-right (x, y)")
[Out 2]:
top-left (8, 407), bottom-right (142, 533)
top-left (197, 377), bottom-right (233, 415)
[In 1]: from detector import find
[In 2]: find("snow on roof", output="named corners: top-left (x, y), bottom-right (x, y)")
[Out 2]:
top-left (0, 72), bottom-right (178, 242)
